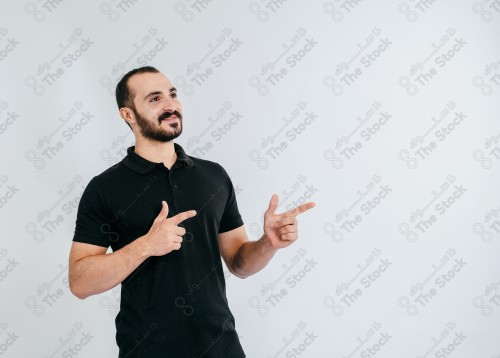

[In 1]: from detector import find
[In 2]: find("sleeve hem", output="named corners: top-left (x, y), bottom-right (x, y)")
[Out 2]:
top-left (72, 237), bottom-right (110, 248)
top-left (218, 218), bottom-right (244, 234)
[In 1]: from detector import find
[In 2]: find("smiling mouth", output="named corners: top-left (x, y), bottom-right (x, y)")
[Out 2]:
top-left (159, 111), bottom-right (182, 124)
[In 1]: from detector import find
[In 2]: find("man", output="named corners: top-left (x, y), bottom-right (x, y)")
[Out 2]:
top-left (68, 66), bottom-right (315, 358)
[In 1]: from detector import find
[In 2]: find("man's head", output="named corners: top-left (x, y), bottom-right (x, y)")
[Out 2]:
top-left (115, 66), bottom-right (183, 142)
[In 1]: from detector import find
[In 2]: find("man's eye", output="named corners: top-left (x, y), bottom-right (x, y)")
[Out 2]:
top-left (171, 93), bottom-right (177, 98)
top-left (150, 96), bottom-right (160, 102)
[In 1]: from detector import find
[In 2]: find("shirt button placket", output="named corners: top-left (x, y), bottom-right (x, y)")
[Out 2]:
top-left (169, 171), bottom-right (179, 213)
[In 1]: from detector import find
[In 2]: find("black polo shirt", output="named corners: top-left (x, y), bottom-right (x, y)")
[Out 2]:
top-left (72, 143), bottom-right (246, 358)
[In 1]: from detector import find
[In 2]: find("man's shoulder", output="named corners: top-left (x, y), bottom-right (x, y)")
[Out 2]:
top-left (86, 161), bottom-right (127, 188)
top-left (188, 154), bottom-right (228, 177)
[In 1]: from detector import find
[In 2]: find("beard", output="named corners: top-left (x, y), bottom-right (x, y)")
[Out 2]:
top-left (133, 108), bottom-right (183, 142)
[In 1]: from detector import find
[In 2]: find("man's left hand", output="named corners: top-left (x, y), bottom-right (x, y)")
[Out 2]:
top-left (263, 194), bottom-right (315, 249)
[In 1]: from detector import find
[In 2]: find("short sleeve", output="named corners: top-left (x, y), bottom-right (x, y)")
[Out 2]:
top-left (218, 165), bottom-right (244, 233)
top-left (72, 177), bottom-right (113, 248)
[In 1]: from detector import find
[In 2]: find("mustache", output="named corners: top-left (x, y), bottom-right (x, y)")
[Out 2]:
top-left (158, 110), bottom-right (182, 123)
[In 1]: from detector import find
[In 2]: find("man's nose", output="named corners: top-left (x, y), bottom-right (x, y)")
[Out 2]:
top-left (162, 97), bottom-right (177, 112)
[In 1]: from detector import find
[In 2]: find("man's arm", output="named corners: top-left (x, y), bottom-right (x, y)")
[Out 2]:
top-left (69, 200), bottom-right (196, 299)
top-left (218, 227), bottom-right (277, 279)
top-left (218, 194), bottom-right (315, 279)
top-left (68, 238), bottom-right (149, 299)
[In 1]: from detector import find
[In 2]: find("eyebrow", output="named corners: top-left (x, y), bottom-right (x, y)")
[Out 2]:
top-left (144, 87), bottom-right (177, 100)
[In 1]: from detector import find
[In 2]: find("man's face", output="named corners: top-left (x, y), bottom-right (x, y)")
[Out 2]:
top-left (127, 72), bottom-right (183, 142)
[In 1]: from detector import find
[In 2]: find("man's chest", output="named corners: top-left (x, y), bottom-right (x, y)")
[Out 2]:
top-left (105, 171), bottom-right (228, 249)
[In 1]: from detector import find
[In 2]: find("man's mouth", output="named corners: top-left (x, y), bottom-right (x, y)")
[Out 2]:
top-left (159, 111), bottom-right (181, 124)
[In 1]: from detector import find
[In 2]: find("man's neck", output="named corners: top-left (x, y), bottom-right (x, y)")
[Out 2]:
top-left (134, 138), bottom-right (177, 170)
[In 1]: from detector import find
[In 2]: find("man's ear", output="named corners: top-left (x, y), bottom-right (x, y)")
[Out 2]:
top-left (119, 107), bottom-right (136, 127)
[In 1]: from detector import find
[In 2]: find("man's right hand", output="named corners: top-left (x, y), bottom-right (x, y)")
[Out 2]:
top-left (144, 201), bottom-right (197, 257)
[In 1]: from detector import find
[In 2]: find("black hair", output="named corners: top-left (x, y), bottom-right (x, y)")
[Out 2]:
top-left (115, 66), bottom-right (159, 130)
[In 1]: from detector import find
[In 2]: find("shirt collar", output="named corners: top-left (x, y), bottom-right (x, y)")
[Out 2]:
top-left (123, 142), bottom-right (195, 174)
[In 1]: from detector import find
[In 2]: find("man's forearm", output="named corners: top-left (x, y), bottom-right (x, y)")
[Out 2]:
top-left (231, 235), bottom-right (277, 278)
top-left (69, 236), bottom-right (150, 299)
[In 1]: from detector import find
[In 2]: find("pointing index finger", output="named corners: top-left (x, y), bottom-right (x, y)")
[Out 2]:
top-left (285, 202), bottom-right (316, 217)
top-left (169, 210), bottom-right (197, 225)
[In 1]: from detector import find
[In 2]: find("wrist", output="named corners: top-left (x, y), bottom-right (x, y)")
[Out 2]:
top-left (260, 234), bottom-right (277, 252)
top-left (136, 234), bottom-right (152, 259)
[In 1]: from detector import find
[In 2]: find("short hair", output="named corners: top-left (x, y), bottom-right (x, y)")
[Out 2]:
top-left (115, 66), bottom-right (159, 130)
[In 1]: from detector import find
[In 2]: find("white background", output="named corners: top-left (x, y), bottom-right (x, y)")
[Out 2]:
top-left (1, 0), bottom-right (500, 357)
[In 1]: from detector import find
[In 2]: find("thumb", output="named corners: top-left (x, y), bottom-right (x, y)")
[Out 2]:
top-left (155, 200), bottom-right (169, 222)
top-left (266, 194), bottom-right (279, 216)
